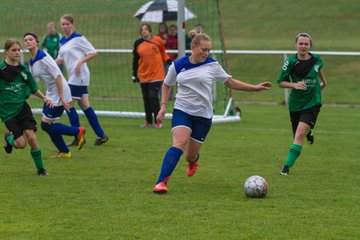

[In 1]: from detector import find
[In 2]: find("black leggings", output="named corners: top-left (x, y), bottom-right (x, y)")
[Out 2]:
top-left (140, 81), bottom-right (162, 124)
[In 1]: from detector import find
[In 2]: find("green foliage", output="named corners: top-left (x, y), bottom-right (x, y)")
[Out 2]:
top-left (0, 105), bottom-right (359, 239)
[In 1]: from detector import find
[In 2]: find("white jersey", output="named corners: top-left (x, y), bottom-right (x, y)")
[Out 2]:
top-left (58, 32), bottom-right (96, 86)
top-left (165, 56), bottom-right (230, 118)
top-left (29, 49), bottom-right (71, 107)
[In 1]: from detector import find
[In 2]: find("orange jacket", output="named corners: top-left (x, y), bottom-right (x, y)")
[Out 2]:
top-left (132, 35), bottom-right (170, 83)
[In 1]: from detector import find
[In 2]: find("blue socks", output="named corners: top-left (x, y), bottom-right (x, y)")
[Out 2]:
top-left (41, 122), bottom-right (79, 153)
top-left (67, 107), bottom-right (80, 128)
top-left (83, 107), bottom-right (104, 138)
top-left (156, 146), bottom-right (183, 184)
top-left (46, 122), bottom-right (79, 136)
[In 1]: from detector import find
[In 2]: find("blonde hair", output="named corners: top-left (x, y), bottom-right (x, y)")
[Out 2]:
top-left (47, 21), bottom-right (56, 28)
top-left (61, 14), bottom-right (74, 24)
top-left (295, 32), bottom-right (313, 47)
top-left (188, 29), bottom-right (211, 47)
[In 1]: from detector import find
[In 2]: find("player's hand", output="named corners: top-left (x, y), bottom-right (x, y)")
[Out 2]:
top-left (75, 62), bottom-right (82, 76)
top-left (156, 107), bottom-right (166, 123)
top-left (62, 100), bottom-right (71, 112)
top-left (132, 76), bottom-right (139, 83)
top-left (295, 81), bottom-right (307, 90)
top-left (256, 82), bottom-right (272, 90)
top-left (320, 81), bottom-right (327, 89)
top-left (44, 97), bottom-right (53, 108)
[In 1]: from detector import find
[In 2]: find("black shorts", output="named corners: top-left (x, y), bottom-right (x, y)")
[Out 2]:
top-left (290, 105), bottom-right (321, 136)
top-left (4, 102), bottom-right (37, 139)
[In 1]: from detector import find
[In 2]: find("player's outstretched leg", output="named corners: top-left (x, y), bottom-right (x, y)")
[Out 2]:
top-left (279, 144), bottom-right (302, 175)
top-left (153, 147), bottom-right (183, 194)
top-left (83, 107), bottom-right (108, 146)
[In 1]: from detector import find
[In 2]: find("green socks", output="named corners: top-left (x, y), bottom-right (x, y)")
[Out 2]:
top-left (6, 134), bottom-right (14, 146)
top-left (31, 148), bottom-right (44, 170)
top-left (284, 144), bottom-right (302, 168)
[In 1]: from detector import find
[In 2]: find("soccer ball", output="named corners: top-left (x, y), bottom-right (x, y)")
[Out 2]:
top-left (243, 175), bottom-right (268, 198)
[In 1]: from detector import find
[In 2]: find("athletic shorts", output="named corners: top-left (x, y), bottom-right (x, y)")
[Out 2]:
top-left (42, 104), bottom-right (65, 120)
top-left (290, 105), bottom-right (321, 135)
top-left (5, 102), bottom-right (37, 139)
top-left (171, 109), bottom-right (212, 144)
top-left (69, 84), bottom-right (89, 99)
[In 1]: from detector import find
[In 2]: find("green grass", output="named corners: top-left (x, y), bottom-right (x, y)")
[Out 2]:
top-left (1, 1), bottom-right (360, 239)
top-left (0, 105), bottom-right (359, 239)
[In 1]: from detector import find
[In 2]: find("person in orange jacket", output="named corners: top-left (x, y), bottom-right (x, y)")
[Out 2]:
top-left (132, 23), bottom-right (171, 129)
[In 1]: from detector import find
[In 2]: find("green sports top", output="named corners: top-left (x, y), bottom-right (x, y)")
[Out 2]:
top-left (277, 53), bottom-right (323, 112)
top-left (40, 33), bottom-right (61, 59)
top-left (0, 61), bottom-right (38, 122)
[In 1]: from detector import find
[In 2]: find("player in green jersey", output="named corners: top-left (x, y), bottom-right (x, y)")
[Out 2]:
top-left (277, 33), bottom-right (327, 175)
top-left (40, 21), bottom-right (62, 59)
top-left (0, 39), bottom-right (52, 176)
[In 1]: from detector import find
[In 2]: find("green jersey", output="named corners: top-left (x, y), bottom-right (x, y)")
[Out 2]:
top-left (40, 33), bottom-right (62, 59)
top-left (277, 53), bottom-right (323, 112)
top-left (0, 61), bottom-right (38, 122)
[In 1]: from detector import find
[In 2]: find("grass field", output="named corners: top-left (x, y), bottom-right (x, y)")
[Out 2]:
top-left (1, 0), bottom-right (360, 239)
top-left (0, 105), bottom-right (359, 239)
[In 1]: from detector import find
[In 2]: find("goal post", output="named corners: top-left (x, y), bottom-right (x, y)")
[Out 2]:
top-left (0, 0), bottom-right (239, 124)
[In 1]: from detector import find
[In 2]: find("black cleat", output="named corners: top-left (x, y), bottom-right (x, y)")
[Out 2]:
top-left (306, 130), bottom-right (314, 144)
top-left (4, 132), bottom-right (13, 154)
top-left (94, 134), bottom-right (109, 146)
top-left (67, 138), bottom-right (86, 147)
top-left (37, 168), bottom-right (49, 176)
top-left (279, 165), bottom-right (289, 175)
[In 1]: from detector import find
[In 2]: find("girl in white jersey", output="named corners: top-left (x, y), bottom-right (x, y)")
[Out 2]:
top-left (24, 32), bottom-right (85, 158)
top-left (56, 14), bottom-right (108, 146)
top-left (152, 31), bottom-right (272, 193)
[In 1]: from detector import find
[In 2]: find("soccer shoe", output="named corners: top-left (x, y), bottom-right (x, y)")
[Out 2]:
top-left (140, 122), bottom-right (153, 128)
top-left (154, 122), bottom-right (163, 129)
top-left (37, 168), bottom-right (49, 176)
top-left (77, 127), bottom-right (86, 150)
top-left (306, 130), bottom-right (314, 145)
top-left (152, 182), bottom-right (168, 193)
top-left (94, 134), bottom-right (109, 146)
top-left (152, 177), bottom-right (170, 194)
top-left (4, 131), bottom-right (14, 154)
top-left (50, 152), bottom-right (72, 158)
top-left (187, 160), bottom-right (199, 177)
top-left (279, 165), bottom-right (290, 175)
top-left (67, 138), bottom-right (78, 147)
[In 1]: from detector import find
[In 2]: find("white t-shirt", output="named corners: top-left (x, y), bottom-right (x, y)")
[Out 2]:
top-left (29, 49), bottom-right (71, 107)
top-left (58, 32), bottom-right (96, 86)
top-left (165, 56), bottom-right (230, 118)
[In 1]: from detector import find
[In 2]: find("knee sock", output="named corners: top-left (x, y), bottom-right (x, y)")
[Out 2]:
top-left (83, 107), bottom-right (104, 138)
top-left (6, 134), bottom-right (15, 147)
top-left (48, 123), bottom-right (79, 136)
top-left (284, 144), bottom-right (302, 168)
top-left (41, 122), bottom-right (70, 153)
top-left (31, 148), bottom-right (44, 170)
top-left (49, 133), bottom-right (69, 153)
top-left (156, 146), bottom-right (183, 184)
top-left (67, 107), bottom-right (80, 128)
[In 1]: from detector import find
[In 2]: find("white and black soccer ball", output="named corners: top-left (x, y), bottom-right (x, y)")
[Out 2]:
top-left (243, 175), bottom-right (268, 198)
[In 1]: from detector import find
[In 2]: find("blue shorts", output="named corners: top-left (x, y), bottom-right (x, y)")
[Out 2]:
top-left (42, 104), bottom-right (65, 120)
top-left (69, 84), bottom-right (89, 99)
top-left (171, 109), bottom-right (212, 143)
